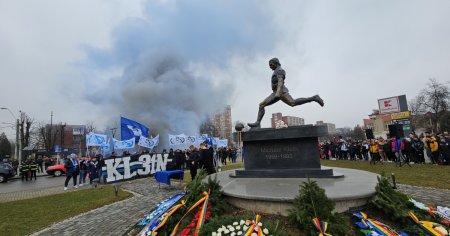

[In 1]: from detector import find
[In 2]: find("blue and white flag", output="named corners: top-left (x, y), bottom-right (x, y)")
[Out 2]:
top-left (217, 139), bottom-right (228, 147)
top-left (138, 134), bottom-right (159, 149)
top-left (205, 137), bottom-right (213, 146)
top-left (113, 137), bottom-right (136, 149)
top-left (185, 135), bottom-right (197, 145)
top-left (168, 134), bottom-right (186, 146)
top-left (120, 116), bottom-right (149, 142)
top-left (100, 139), bottom-right (111, 151)
top-left (197, 134), bottom-right (208, 143)
top-left (86, 132), bottom-right (107, 147)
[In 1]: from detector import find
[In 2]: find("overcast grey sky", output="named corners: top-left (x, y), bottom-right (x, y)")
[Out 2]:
top-left (1, 0), bottom-right (450, 138)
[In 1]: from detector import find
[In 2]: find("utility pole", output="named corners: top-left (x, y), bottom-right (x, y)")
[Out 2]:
top-left (1, 107), bottom-right (20, 165)
top-left (49, 111), bottom-right (53, 152)
top-left (18, 111), bottom-right (22, 164)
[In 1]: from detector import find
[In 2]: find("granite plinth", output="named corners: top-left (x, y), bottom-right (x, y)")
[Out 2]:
top-left (214, 166), bottom-right (378, 215)
top-left (232, 125), bottom-right (341, 178)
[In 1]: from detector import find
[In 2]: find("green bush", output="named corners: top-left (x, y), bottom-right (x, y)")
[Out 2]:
top-left (371, 174), bottom-right (433, 234)
top-left (288, 178), bottom-right (350, 235)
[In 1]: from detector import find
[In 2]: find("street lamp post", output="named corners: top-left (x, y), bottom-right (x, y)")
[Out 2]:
top-left (234, 123), bottom-right (245, 162)
top-left (1, 107), bottom-right (20, 165)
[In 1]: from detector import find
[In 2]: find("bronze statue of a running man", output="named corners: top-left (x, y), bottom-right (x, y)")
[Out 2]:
top-left (248, 58), bottom-right (324, 128)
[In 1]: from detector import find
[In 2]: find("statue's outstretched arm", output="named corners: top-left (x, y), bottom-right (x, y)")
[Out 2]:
top-left (275, 76), bottom-right (284, 98)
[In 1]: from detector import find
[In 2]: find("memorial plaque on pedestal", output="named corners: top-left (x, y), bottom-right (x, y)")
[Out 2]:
top-left (231, 125), bottom-right (342, 178)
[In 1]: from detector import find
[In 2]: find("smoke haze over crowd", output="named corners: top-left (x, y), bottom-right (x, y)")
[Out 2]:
top-left (1, 0), bottom-right (450, 140)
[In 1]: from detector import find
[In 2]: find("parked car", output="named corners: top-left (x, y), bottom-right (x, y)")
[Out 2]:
top-left (46, 158), bottom-right (81, 176)
top-left (0, 162), bottom-right (16, 182)
top-left (46, 164), bottom-right (66, 177)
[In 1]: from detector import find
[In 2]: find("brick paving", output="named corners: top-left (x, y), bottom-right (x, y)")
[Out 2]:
top-left (31, 178), bottom-right (184, 236)
top-left (397, 184), bottom-right (450, 207)
top-left (0, 186), bottom-right (64, 203)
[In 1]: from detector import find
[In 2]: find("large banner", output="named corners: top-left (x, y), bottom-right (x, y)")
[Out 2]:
top-left (169, 134), bottom-right (223, 147)
top-left (102, 153), bottom-right (173, 182)
top-left (86, 132), bottom-right (107, 147)
top-left (120, 116), bottom-right (149, 142)
top-left (113, 137), bottom-right (136, 149)
top-left (138, 135), bottom-right (159, 149)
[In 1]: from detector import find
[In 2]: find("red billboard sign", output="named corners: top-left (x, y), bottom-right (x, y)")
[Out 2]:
top-left (378, 96), bottom-right (401, 114)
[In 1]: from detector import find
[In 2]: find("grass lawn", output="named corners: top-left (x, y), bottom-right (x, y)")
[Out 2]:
top-left (182, 162), bottom-right (245, 183)
top-left (322, 160), bottom-right (450, 189)
top-left (0, 186), bottom-right (132, 236)
top-left (182, 160), bottom-right (449, 189)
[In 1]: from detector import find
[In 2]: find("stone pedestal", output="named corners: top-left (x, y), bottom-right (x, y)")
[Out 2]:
top-left (231, 125), bottom-right (342, 178)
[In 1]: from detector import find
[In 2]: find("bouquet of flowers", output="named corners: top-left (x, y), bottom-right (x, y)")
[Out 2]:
top-left (211, 215), bottom-right (271, 236)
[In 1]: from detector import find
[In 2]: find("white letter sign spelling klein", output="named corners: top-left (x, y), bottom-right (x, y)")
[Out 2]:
top-left (103, 153), bottom-right (173, 182)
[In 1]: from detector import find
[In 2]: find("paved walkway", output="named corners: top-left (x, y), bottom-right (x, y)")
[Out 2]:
top-left (32, 178), bottom-right (184, 236)
top-left (0, 185), bottom-right (64, 203)
top-left (397, 184), bottom-right (450, 207)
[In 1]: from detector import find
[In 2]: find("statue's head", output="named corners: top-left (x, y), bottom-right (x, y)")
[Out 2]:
top-left (269, 57), bottom-right (280, 70)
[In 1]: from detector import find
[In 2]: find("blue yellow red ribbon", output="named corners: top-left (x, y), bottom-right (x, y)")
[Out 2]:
top-left (312, 217), bottom-right (332, 236)
top-left (244, 214), bottom-right (263, 236)
top-left (171, 191), bottom-right (210, 236)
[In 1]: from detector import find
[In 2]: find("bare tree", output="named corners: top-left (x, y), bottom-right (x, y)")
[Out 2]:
top-left (415, 78), bottom-right (450, 132)
top-left (353, 125), bottom-right (365, 140)
top-left (36, 122), bottom-right (66, 152)
top-left (199, 116), bottom-right (217, 137)
top-left (85, 120), bottom-right (96, 133)
top-left (19, 111), bottom-right (33, 151)
top-left (408, 98), bottom-right (426, 131)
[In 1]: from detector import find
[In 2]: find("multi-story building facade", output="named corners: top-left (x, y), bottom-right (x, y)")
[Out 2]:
top-left (271, 113), bottom-right (305, 128)
top-left (213, 105), bottom-right (232, 145)
top-left (315, 121), bottom-right (336, 134)
top-left (39, 124), bottom-right (87, 156)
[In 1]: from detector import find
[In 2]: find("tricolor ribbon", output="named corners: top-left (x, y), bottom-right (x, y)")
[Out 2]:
top-left (171, 191), bottom-right (210, 236)
top-left (244, 214), bottom-right (263, 236)
top-left (151, 200), bottom-right (187, 236)
top-left (312, 217), bottom-right (332, 236)
top-left (195, 192), bottom-right (209, 235)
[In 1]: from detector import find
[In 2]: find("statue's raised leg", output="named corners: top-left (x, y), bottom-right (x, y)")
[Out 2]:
top-left (291, 95), bottom-right (324, 107)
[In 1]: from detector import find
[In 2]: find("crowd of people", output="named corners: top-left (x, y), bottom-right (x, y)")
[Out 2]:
top-left (319, 131), bottom-right (450, 165)
top-left (172, 143), bottom-right (238, 180)
top-left (63, 153), bottom-right (102, 190)
top-left (60, 142), bottom-right (239, 189)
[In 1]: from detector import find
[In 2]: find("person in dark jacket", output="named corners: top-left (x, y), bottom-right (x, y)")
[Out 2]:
top-left (29, 158), bottom-right (38, 180)
top-left (411, 135), bottom-right (424, 163)
top-left (88, 156), bottom-right (101, 184)
top-left (199, 142), bottom-right (216, 175)
top-left (88, 157), bottom-right (101, 184)
top-left (64, 154), bottom-right (79, 191)
top-left (79, 157), bottom-right (89, 186)
top-left (174, 149), bottom-right (184, 170)
top-left (188, 145), bottom-right (200, 180)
